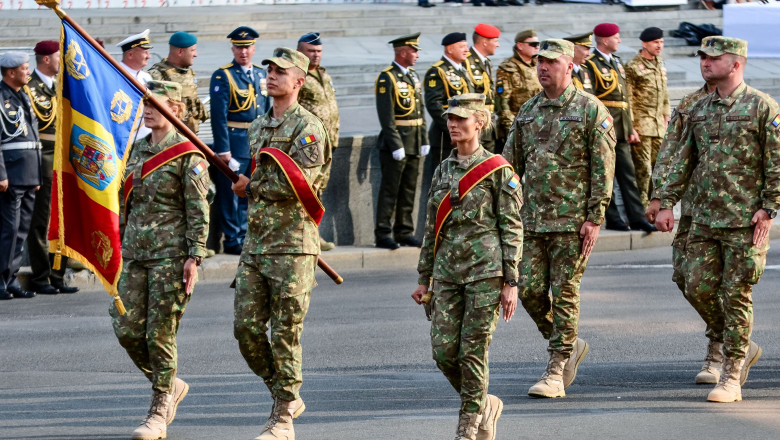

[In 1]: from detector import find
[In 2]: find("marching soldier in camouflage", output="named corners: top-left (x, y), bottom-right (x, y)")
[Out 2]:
top-left (503, 39), bottom-right (616, 399)
top-left (625, 27), bottom-right (670, 207)
top-left (111, 81), bottom-right (211, 440)
top-left (465, 24), bottom-right (500, 153)
top-left (413, 93), bottom-right (522, 440)
top-left (564, 32), bottom-right (594, 94)
top-left (495, 29), bottom-right (542, 147)
top-left (231, 48), bottom-right (331, 440)
top-left (655, 36), bottom-right (775, 403)
top-left (374, 33), bottom-right (429, 250)
top-left (148, 32), bottom-right (209, 135)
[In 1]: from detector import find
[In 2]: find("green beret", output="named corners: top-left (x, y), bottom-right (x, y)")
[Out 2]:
top-left (169, 31), bottom-right (197, 48)
top-left (515, 29), bottom-right (537, 43)
top-left (538, 39), bottom-right (574, 60)
top-left (698, 36), bottom-right (748, 58)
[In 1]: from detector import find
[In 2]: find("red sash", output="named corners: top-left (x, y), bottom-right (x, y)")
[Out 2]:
top-left (256, 147), bottom-right (325, 225)
top-left (433, 155), bottom-right (512, 256)
top-left (123, 141), bottom-right (204, 217)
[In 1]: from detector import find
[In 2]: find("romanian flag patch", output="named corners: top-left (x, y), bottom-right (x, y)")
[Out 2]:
top-left (192, 161), bottom-right (207, 176)
top-left (300, 135), bottom-right (317, 146)
top-left (601, 115), bottom-right (613, 130)
top-left (507, 173), bottom-right (520, 189)
top-left (772, 114), bottom-right (780, 128)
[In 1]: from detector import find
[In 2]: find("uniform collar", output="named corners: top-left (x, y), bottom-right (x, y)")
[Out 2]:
top-left (264, 102), bottom-right (301, 128)
top-left (714, 81), bottom-right (746, 107)
top-left (445, 145), bottom-right (489, 169)
top-left (443, 55), bottom-right (464, 71)
top-left (34, 69), bottom-right (55, 90)
top-left (594, 48), bottom-right (613, 63)
top-left (160, 58), bottom-right (189, 74)
top-left (540, 83), bottom-right (576, 107)
top-left (573, 64), bottom-right (580, 73)
top-left (393, 61), bottom-right (410, 75)
top-left (144, 129), bottom-right (178, 153)
top-left (470, 47), bottom-right (488, 64)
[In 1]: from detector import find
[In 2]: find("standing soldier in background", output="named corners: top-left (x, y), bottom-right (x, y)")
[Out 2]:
top-left (503, 39), bottom-right (615, 399)
top-left (626, 27), bottom-right (670, 207)
top-left (564, 32), bottom-right (594, 94)
top-left (117, 30), bottom-right (154, 140)
top-left (495, 29), bottom-right (542, 147)
top-left (374, 33), bottom-right (429, 250)
top-left (24, 41), bottom-right (78, 295)
top-left (465, 24), bottom-right (500, 153)
top-left (149, 31), bottom-right (209, 135)
top-left (231, 48), bottom-right (331, 440)
top-left (654, 36), bottom-right (772, 403)
top-left (584, 23), bottom-right (656, 233)
top-left (297, 31), bottom-right (339, 251)
top-left (210, 26), bottom-right (272, 255)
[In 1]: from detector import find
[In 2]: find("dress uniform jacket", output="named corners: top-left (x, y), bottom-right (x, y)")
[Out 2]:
top-left (0, 81), bottom-right (41, 185)
top-left (583, 51), bottom-right (633, 141)
top-left (572, 65), bottom-right (593, 94)
top-left (424, 58), bottom-right (474, 162)
top-left (465, 48), bottom-right (497, 152)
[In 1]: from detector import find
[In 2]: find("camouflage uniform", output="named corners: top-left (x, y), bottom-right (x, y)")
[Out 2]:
top-left (234, 102), bottom-right (331, 401)
top-left (495, 53), bottom-right (542, 146)
top-left (298, 66), bottom-right (340, 148)
top-left (148, 59), bottom-right (209, 134)
top-left (417, 145), bottom-right (523, 414)
top-left (503, 83), bottom-right (616, 355)
top-left (625, 53), bottom-right (670, 206)
top-left (657, 82), bottom-right (780, 359)
top-left (111, 130), bottom-right (211, 394)
top-left (465, 48), bottom-right (497, 152)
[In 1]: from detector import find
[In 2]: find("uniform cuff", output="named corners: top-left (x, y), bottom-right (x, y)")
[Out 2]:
top-left (417, 274), bottom-right (432, 286)
top-left (502, 264), bottom-right (519, 283)
top-left (188, 246), bottom-right (208, 258)
top-left (586, 214), bottom-right (604, 226)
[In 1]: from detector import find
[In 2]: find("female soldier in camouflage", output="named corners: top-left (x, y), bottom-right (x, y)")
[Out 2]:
top-left (412, 93), bottom-right (523, 440)
top-left (110, 80), bottom-right (211, 440)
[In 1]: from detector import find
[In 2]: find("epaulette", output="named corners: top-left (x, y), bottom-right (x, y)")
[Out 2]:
top-left (498, 59), bottom-right (518, 73)
top-left (382, 66), bottom-right (393, 73)
top-left (219, 63), bottom-right (233, 69)
top-left (253, 63), bottom-right (262, 69)
top-left (432, 60), bottom-right (444, 67)
top-left (586, 54), bottom-right (595, 61)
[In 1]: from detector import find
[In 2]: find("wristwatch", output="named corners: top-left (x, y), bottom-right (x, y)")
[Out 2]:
top-left (763, 208), bottom-right (777, 219)
top-left (505, 279), bottom-right (518, 287)
top-left (189, 255), bottom-right (203, 266)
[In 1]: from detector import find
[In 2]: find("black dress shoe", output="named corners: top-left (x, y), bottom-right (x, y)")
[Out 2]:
top-left (33, 284), bottom-right (59, 294)
top-left (8, 285), bottom-right (36, 299)
top-left (508, 0), bottom-right (524, 5)
top-left (376, 237), bottom-right (401, 250)
top-left (398, 237), bottom-right (422, 247)
top-left (631, 221), bottom-right (658, 233)
top-left (223, 244), bottom-right (243, 255)
top-left (418, 1), bottom-right (436, 6)
top-left (53, 284), bottom-right (79, 294)
top-left (606, 221), bottom-right (630, 231)
top-left (0, 290), bottom-right (12, 300)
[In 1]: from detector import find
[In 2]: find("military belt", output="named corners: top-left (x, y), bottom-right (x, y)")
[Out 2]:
top-left (395, 118), bottom-right (424, 127)
top-left (601, 100), bottom-right (628, 109)
top-left (39, 133), bottom-right (56, 142)
top-left (0, 141), bottom-right (41, 151)
top-left (227, 121), bottom-right (252, 129)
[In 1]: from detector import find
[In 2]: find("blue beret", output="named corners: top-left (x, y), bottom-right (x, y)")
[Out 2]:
top-left (0, 51), bottom-right (30, 68)
top-left (228, 26), bottom-right (259, 47)
top-left (169, 31), bottom-right (197, 48)
top-left (441, 32), bottom-right (467, 46)
top-left (298, 32), bottom-right (322, 46)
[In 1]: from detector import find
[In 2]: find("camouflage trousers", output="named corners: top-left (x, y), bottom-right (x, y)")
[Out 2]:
top-left (520, 231), bottom-right (588, 356)
top-left (685, 223), bottom-right (768, 359)
top-left (110, 257), bottom-right (191, 394)
top-left (630, 135), bottom-right (662, 207)
top-left (672, 216), bottom-right (723, 343)
top-left (234, 253), bottom-right (317, 401)
top-left (431, 277), bottom-right (502, 414)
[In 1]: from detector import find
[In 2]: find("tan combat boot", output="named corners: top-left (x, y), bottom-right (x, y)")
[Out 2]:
top-left (454, 411), bottom-right (482, 440)
top-left (695, 340), bottom-right (723, 384)
top-left (255, 397), bottom-right (304, 440)
top-left (740, 341), bottom-right (762, 386)
top-left (563, 338), bottom-right (589, 389)
top-left (132, 392), bottom-right (173, 440)
top-left (166, 377), bottom-right (189, 425)
top-left (707, 357), bottom-right (744, 403)
top-left (528, 352), bottom-right (567, 398)
top-left (476, 394), bottom-right (503, 440)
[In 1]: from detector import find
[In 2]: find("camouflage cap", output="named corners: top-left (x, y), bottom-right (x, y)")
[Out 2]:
top-left (538, 39), bottom-right (574, 60)
top-left (262, 47), bottom-right (310, 72)
top-left (697, 36), bottom-right (748, 58)
top-left (147, 80), bottom-right (182, 101)
top-left (443, 93), bottom-right (487, 118)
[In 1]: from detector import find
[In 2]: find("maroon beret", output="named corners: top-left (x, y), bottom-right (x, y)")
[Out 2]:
top-left (475, 23), bottom-right (500, 39)
top-left (34, 40), bottom-right (59, 56)
top-left (593, 23), bottom-right (620, 38)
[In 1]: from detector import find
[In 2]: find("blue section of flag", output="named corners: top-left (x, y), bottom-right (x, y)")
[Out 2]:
top-left (62, 20), bottom-right (144, 162)
top-left (773, 114), bottom-right (780, 127)
top-left (601, 120), bottom-right (609, 129)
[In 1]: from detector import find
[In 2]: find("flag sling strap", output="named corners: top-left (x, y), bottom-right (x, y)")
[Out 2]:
top-left (433, 155), bottom-right (512, 256)
top-left (256, 147), bottom-right (325, 225)
top-left (123, 140), bottom-right (204, 212)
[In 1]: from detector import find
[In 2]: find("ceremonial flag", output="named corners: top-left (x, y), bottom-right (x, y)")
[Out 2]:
top-left (49, 20), bottom-right (144, 312)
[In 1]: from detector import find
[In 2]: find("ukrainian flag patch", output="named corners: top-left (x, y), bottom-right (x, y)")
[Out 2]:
top-left (508, 173), bottom-right (520, 189)
top-left (772, 114), bottom-right (780, 128)
top-left (300, 135), bottom-right (317, 146)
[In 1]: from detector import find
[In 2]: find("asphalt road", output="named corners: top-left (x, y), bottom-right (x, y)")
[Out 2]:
top-left (1, 243), bottom-right (779, 440)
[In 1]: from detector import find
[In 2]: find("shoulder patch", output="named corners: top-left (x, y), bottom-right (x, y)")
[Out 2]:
top-left (299, 134), bottom-right (318, 146)
top-left (190, 160), bottom-right (208, 178)
top-left (496, 79), bottom-right (504, 94)
top-left (772, 114), bottom-right (780, 128)
top-left (507, 173), bottom-right (520, 189)
top-left (599, 115), bottom-right (613, 131)
top-left (428, 79), bottom-right (437, 88)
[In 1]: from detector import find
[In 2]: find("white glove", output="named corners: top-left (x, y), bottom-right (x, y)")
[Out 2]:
top-left (228, 157), bottom-right (241, 172)
top-left (420, 144), bottom-right (430, 157)
top-left (392, 148), bottom-right (405, 161)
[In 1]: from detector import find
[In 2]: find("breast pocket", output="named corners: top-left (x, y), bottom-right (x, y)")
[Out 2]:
top-left (462, 181), bottom-right (493, 221)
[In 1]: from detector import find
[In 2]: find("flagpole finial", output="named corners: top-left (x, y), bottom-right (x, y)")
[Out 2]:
top-left (36, 0), bottom-right (66, 17)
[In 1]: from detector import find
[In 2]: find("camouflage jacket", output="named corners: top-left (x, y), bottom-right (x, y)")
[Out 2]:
top-left (424, 57), bottom-right (475, 132)
top-left (375, 63), bottom-right (428, 154)
top-left (651, 84), bottom-right (709, 217)
top-left (625, 53), bottom-right (670, 137)
top-left (122, 130), bottom-right (211, 261)
top-left (245, 102), bottom-right (332, 255)
top-left (299, 66), bottom-right (340, 147)
top-left (495, 53), bottom-right (542, 135)
top-left (148, 59), bottom-right (209, 134)
top-left (503, 84), bottom-right (616, 232)
top-left (657, 82), bottom-right (780, 228)
top-left (417, 147), bottom-right (523, 286)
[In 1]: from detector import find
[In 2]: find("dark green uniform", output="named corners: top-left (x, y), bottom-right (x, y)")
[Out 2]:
top-left (465, 48), bottom-right (497, 152)
top-left (424, 58), bottom-right (475, 166)
top-left (374, 63), bottom-right (428, 244)
top-left (572, 65), bottom-right (593, 94)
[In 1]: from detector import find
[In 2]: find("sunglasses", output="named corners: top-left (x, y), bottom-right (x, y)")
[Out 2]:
top-left (521, 42), bottom-right (540, 47)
